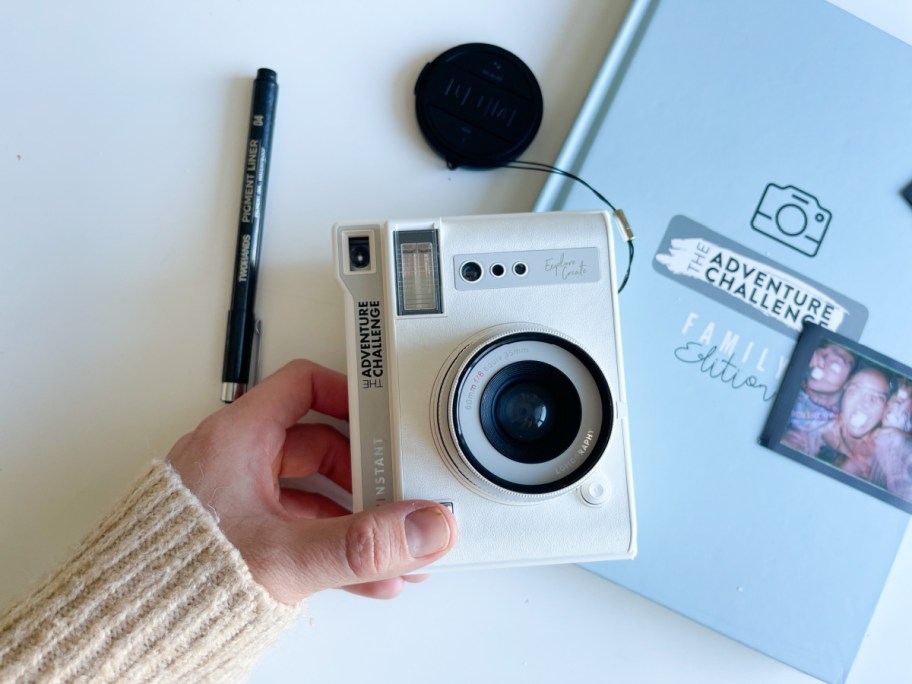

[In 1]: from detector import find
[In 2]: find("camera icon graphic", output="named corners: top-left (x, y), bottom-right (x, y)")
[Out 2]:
top-left (751, 183), bottom-right (831, 257)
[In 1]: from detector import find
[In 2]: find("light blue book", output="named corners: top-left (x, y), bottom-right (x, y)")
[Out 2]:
top-left (536, 1), bottom-right (912, 682)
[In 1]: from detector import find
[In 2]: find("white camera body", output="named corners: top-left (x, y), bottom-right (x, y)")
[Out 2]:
top-left (334, 211), bottom-right (636, 570)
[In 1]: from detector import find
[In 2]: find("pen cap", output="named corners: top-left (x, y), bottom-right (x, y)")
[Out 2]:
top-left (228, 68), bottom-right (278, 310)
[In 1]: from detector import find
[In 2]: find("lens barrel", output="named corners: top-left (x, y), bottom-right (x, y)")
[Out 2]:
top-left (432, 325), bottom-right (614, 500)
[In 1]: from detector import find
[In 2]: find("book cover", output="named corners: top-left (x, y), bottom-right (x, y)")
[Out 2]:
top-left (535, 1), bottom-right (912, 681)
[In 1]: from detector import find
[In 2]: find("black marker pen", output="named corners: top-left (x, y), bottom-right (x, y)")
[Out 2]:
top-left (221, 68), bottom-right (278, 402)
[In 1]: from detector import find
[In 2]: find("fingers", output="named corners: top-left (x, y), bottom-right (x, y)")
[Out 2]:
top-left (280, 423), bottom-right (352, 490)
top-left (230, 360), bottom-right (349, 430)
top-left (278, 488), bottom-right (350, 519)
top-left (340, 573), bottom-right (429, 599)
top-left (283, 501), bottom-right (457, 598)
top-left (342, 578), bottom-right (405, 600)
top-left (402, 573), bottom-right (429, 584)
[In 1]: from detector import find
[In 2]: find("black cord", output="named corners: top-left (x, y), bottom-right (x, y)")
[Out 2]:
top-left (504, 160), bottom-right (633, 293)
top-left (618, 240), bottom-right (634, 293)
top-left (504, 161), bottom-right (617, 212)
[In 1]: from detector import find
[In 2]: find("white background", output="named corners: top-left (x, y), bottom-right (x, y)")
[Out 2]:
top-left (2, 1), bottom-right (910, 682)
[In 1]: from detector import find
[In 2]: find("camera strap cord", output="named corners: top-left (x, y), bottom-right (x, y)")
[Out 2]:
top-left (504, 160), bottom-right (635, 293)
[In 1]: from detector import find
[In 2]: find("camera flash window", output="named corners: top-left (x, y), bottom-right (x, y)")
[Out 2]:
top-left (400, 242), bottom-right (437, 310)
top-left (395, 229), bottom-right (443, 315)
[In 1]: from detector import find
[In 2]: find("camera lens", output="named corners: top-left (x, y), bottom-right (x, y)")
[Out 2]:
top-left (491, 263), bottom-right (505, 277)
top-left (513, 262), bottom-right (528, 276)
top-left (348, 237), bottom-right (371, 270)
top-left (435, 326), bottom-right (613, 499)
top-left (480, 361), bottom-right (582, 464)
top-left (460, 261), bottom-right (483, 282)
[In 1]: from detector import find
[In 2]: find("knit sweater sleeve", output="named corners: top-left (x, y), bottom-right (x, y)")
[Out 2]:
top-left (0, 460), bottom-right (301, 683)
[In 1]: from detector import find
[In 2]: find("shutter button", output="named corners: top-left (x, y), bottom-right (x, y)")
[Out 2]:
top-left (580, 478), bottom-right (611, 506)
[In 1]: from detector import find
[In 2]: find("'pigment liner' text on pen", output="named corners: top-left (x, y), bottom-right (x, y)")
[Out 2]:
top-left (221, 68), bottom-right (278, 403)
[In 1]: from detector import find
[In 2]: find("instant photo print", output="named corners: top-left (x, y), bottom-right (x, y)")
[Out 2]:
top-left (761, 323), bottom-right (912, 513)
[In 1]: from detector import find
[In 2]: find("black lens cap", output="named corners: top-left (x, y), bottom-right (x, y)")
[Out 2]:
top-left (414, 43), bottom-right (543, 169)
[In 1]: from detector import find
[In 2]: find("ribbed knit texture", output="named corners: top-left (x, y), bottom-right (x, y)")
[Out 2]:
top-left (0, 461), bottom-right (301, 683)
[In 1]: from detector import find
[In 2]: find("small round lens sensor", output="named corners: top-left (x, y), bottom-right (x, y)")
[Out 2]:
top-left (460, 261), bottom-right (483, 282)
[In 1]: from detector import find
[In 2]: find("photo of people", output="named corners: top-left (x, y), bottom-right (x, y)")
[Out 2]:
top-left (761, 323), bottom-right (912, 513)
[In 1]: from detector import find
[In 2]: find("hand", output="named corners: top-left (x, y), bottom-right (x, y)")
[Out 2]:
top-left (167, 360), bottom-right (458, 605)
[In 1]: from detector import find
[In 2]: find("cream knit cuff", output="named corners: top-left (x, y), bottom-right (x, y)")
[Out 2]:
top-left (0, 460), bottom-right (301, 683)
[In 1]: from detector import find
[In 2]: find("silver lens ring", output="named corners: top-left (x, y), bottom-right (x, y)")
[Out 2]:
top-left (433, 324), bottom-right (614, 501)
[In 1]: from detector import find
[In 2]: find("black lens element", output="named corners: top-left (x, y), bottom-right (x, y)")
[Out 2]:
top-left (348, 237), bottom-right (371, 270)
top-left (480, 361), bottom-right (582, 464)
top-left (495, 381), bottom-right (556, 442)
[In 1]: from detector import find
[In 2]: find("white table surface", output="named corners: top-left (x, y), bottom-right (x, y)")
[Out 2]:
top-left (3, 1), bottom-right (910, 682)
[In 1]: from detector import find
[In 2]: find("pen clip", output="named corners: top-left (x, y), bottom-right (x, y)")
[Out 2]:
top-left (250, 319), bottom-right (262, 387)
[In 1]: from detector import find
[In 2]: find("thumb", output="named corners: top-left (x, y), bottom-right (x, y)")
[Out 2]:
top-left (288, 501), bottom-right (457, 595)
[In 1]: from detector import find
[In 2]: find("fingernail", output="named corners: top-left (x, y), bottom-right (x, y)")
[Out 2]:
top-left (405, 506), bottom-right (451, 558)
